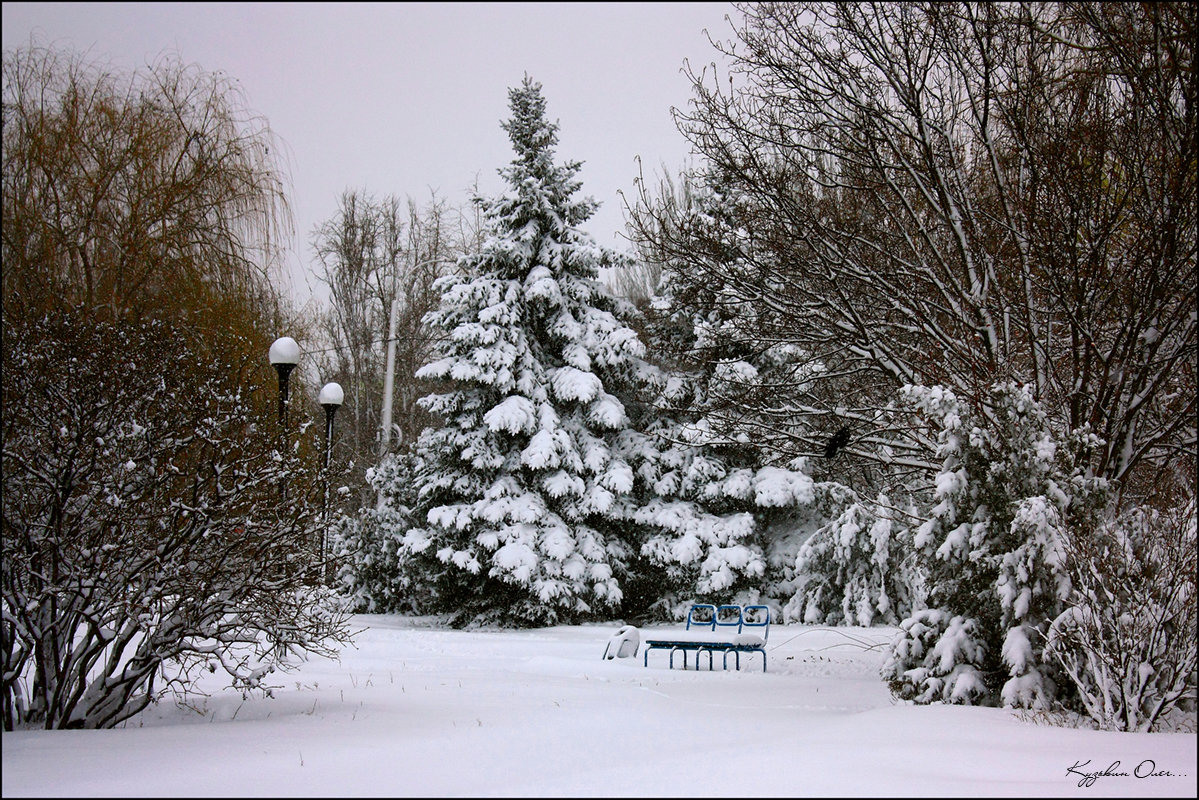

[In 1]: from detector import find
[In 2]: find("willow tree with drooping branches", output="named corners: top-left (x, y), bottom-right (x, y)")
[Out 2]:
top-left (2, 41), bottom-right (294, 332)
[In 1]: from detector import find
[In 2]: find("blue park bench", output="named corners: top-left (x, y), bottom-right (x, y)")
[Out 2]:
top-left (642, 603), bottom-right (771, 672)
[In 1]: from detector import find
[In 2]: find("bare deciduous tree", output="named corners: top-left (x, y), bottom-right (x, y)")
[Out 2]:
top-left (312, 189), bottom-right (404, 467)
top-left (310, 190), bottom-right (470, 504)
top-left (629, 2), bottom-right (1196, 505)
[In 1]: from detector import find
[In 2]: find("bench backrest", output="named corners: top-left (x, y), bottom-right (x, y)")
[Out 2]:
top-left (684, 603), bottom-right (770, 642)
top-left (685, 603), bottom-right (717, 631)
top-left (716, 604), bottom-right (744, 635)
top-left (742, 604), bottom-right (770, 642)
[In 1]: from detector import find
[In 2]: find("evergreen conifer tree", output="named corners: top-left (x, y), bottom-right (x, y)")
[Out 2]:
top-left (401, 78), bottom-right (659, 625)
top-left (367, 78), bottom-right (819, 627)
top-left (630, 177), bottom-right (830, 616)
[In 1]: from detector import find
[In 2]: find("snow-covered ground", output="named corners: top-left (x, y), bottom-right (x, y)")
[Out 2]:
top-left (3, 615), bottom-right (1194, 797)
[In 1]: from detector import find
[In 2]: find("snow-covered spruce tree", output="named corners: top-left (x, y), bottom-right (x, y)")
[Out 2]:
top-left (630, 172), bottom-right (852, 479)
top-left (788, 489), bottom-right (922, 627)
top-left (386, 78), bottom-right (816, 626)
top-left (631, 406), bottom-right (819, 620)
top-left (621, 178), bottom-right (836, 618)
top-left (395, 78), bottom-right (657, 626)
top-left (883, 383), bottom-right (1107, 708)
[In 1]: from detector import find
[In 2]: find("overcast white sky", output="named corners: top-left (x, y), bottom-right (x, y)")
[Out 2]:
top-left (2, 2), bottom-right (736, 308)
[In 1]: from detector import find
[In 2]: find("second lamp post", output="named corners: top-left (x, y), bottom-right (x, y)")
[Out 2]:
top-left (318, 381), bottom-right (344, 580)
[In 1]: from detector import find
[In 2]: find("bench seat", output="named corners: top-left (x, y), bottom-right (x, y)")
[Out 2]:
top-left (642, 631), bottom-right (766, 648)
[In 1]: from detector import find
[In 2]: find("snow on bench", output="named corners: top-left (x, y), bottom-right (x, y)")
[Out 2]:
top-left (642, 603), bottom-right (771, 672)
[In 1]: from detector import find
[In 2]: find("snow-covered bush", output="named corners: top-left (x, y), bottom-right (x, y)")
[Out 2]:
top-left (331, 453), bottom-right (423, 613)
top-left (1045, 502), bottom-right (1197, 731)
top-left (885, 609), bottom-right (989, 704)
top-left (1, 312), bottom-right (352, 730)
top-left (884, 382), bottom-right (1106, 708)
top-left (789, 490), bottom-right (922, 626)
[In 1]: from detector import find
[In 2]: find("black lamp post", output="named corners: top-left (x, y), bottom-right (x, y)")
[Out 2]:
top-left (269, 337), bottom-right (300, 503)
top-left (318, 381), bottom-right (343, 581)
top-left (269, 337), bottom-right (300, 433)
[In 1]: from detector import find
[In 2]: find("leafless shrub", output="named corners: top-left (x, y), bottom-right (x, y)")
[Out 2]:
top-left (1046, 502), bottom-right (1197, 732)
top-left (1, 312), bottom-right (352, 730)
